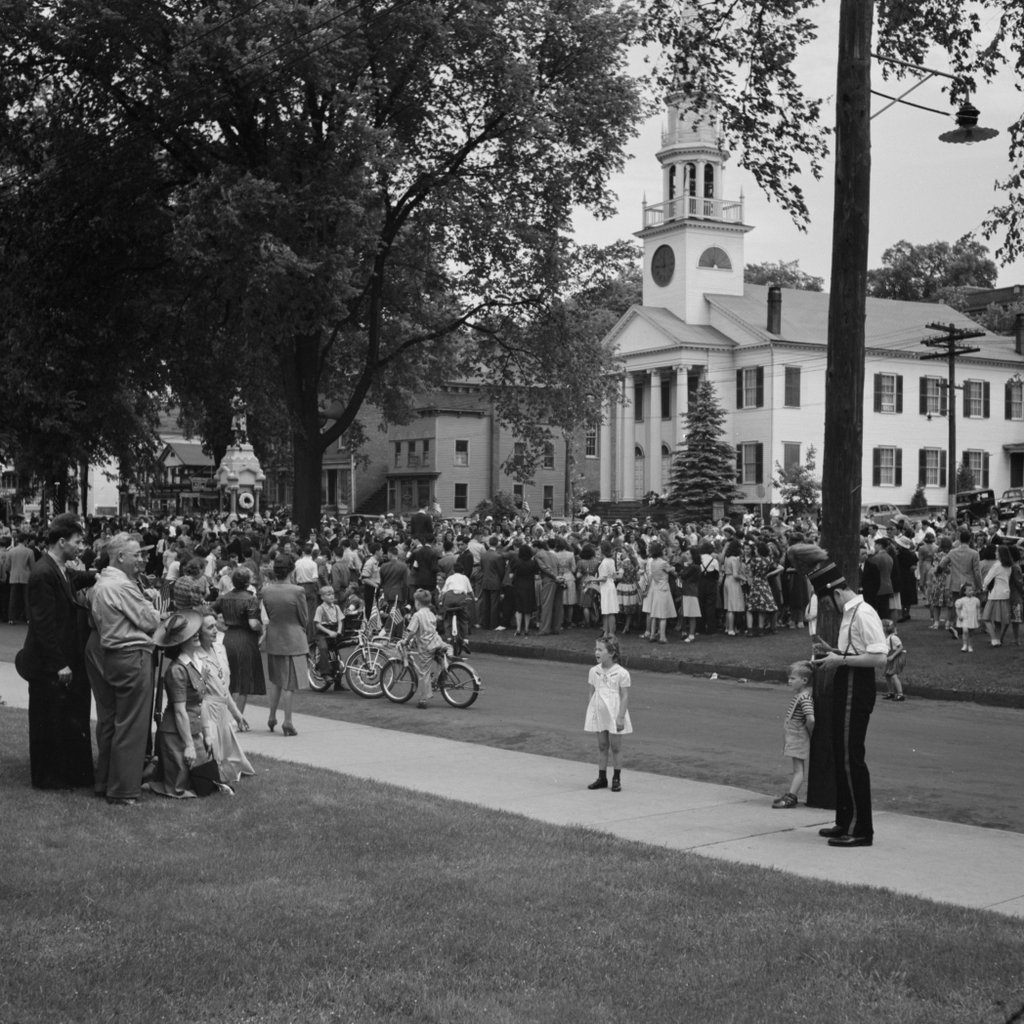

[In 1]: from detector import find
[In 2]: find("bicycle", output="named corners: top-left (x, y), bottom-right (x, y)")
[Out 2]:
top-left (342, 620), bottom-right (400, 698)
top-left (307, 635), bottom-right (348, 693)
top-left (379, 640), bottom-right (481, 709)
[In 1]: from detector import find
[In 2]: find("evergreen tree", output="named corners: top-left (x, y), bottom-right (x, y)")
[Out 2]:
top-left (667, 380), bottom-right (742, 518)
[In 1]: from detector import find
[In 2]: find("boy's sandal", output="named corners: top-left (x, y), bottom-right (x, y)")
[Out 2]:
top-left (771, 793), bottom-right (798, 809)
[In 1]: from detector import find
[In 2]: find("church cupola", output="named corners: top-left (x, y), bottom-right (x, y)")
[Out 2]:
top-left (637, 94), bottom-right (751, 323)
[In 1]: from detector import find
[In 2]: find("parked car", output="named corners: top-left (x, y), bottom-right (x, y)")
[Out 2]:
top-left (996, 488), bottom-right (1024, 518)
top-left (861, 502), bottom-right (904, 527)
top-left (956, 488), bottom-right (996, 521)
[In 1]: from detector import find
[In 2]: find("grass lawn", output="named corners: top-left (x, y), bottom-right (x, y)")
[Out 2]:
top-left (1, 710), bottom-right (1022, 1024)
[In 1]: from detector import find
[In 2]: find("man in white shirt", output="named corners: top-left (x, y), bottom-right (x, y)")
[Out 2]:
top-left (293, 544), bottom-right (320, 640)
top-left (439, 570), bottom-right (473, 651)
top-left (809, 561), bottom-right (886, 849)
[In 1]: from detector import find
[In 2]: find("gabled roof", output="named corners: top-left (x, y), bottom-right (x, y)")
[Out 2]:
top-left (160, 441), bottom-right (214, 467)
top-left (708, 284), bottom-right (1015, 357)
top-left (606, 304), bottom-right (736, 350)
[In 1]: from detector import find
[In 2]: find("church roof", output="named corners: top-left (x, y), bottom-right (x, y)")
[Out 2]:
top-left (607, 305), bottom-right (736, 349)
top-left (708, 284), bottom-right (1016, 358)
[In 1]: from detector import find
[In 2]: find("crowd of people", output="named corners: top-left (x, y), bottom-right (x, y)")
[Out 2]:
top-left (2, 498), bottom-right (1018, 836)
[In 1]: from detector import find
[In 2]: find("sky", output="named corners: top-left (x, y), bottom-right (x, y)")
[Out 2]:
top-left (572, 2), bottom-right (1024, 290)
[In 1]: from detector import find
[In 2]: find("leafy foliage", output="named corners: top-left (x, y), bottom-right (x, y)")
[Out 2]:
top-left (667, 380), bottom-right (741, 518)
top-left (956, 462), bottom-right (976, 493)
top-left (773, 445), bottom-right (821, 517)
top-left (908, 483), bottom-right (929, 511)
top-left (745, 260), bottom-right (823, 291)
top-left (867, 236), bottom-right (998, 302)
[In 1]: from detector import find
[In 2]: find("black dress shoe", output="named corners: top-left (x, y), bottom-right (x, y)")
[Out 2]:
top-left (587, 777), bottom-right (608, 790)
top-left (818, 826), bottom-right (845, 838)
top-left (828, 835), bottom-right (873, 847)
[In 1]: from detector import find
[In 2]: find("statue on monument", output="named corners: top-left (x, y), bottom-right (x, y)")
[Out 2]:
top-left (230, 392), bottom-right (248, 446)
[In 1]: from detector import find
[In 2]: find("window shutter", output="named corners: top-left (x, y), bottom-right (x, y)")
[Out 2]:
top-left (895, 448), bottom-right (903, 487)
top-left (962, 450), bottom-right (968, 476)
top-left (736, 370), bottom-right (743, 410)
top-left (755, 366), bottom-right (764, 408)
top-left (940, 380), bottom-right (948, 416)
top-left (895, 375), bottom-right (903, 413)
top-left (873, 374), bottom-right (882, 413)
top-left (939, 454), bottom-right (947, 488)
top-left (1006, 381), bottom-right (1013, 420)
top-left (755, 442), bottom-right (764, 484)
top-left (983, 381), bottom-right (991, 418)
top-left (872, 448), bottom-right (881, 487)
top-left (920, 377), bottom-right (928, 415)
top-left (918, 448), bottom-right (927, 487)
top-left (736, 445), bottom-right (743, 482)
top-left (983, 452), bottom-right (990, 487)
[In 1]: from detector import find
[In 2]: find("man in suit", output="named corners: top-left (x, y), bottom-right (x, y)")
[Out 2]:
top-left (860, 536), bottom-right (894, 620)
top-left (944, 529), bottom-right (983, 599)
top-left (478, 538), bottom-right (506, 630)
top-left (409, 504), bottom-right (434, 544)
top-left (15, 514), bottom-right (96, 789)
top-left (7, 532), bottom-right (36, 624)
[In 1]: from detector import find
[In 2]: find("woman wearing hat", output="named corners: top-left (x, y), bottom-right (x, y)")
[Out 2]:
top-left (146, 610), bottom-right (226, 798)
top-left (261, 554), bottom-right (308, 735)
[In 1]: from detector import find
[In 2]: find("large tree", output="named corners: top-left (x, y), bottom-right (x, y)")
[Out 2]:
top-left (744, 259), bottom-right (823, 292)
top-left (1, 0), bottom-right (644, 530)
top-left (867, 236), bottom-right (999, 302)
top-left (666, 380), bottom-right (741, 519)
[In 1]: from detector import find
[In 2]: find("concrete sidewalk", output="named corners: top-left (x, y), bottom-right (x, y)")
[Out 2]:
top-left (2, 662), bottom-right (1023, 920)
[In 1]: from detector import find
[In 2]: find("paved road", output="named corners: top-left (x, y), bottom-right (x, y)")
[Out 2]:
top-left (3, 625), bottom-right (1021, 832)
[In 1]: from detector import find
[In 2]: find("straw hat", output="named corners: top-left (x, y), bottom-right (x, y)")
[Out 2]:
top-left (152, 610), bottom-right (203, 649)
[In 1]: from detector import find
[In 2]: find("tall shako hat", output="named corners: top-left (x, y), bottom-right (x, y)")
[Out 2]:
top-left (807, 561), bottom-right (847, 599)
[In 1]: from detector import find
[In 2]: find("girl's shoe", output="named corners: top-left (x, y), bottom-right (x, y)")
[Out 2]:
top-left (268, 717), bottom-right (277, 733)
top-left (281, 723), bottom-right (297, 737)
top-left (961, 644), bottom-right (968, 652)
top-left (683, 635), bottom-right (696, 643)
top-left (892, 695), bottom-right (906, 702)
top-left (772, 793), bottom-right (798, 808)
top-left (929, 622), bottom-right (940, 630)
top-left (883, 692), bottom-right (895, 699)
top-left (611, 777), bottom-right (621, 793)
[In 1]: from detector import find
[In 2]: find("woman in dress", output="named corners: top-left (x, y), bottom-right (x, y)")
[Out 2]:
top-left (146, 611), bottom-right (231, 799)
top-left (553, 536), bottom-right (578, 630)
top-left (982, 544), bottom-right (1014, 646)
top-left (261, 554), bottom-right (309, 736)
top-left (614, 543), bottom-right (641, 635)
top-left (596, 539), bottom-right (620, 638)
top-left (721, 539), bottom-right (747, 636)
top-left (576, 543), bottom-right (601, 629)
top-left (534, 539), bottom-right (562, 635)
top-left (675, 548), bottom-right (702, 642)
top-left (198, 612), bottom-right (254, 784)
top-left (212, 566), bottom-right (265, 714)
top-left (745, 541), bottom-right (780, 636)
top-left (509, 544), bottom-right (538, 637)
top-left (644, 541), bottom-right (677, 644)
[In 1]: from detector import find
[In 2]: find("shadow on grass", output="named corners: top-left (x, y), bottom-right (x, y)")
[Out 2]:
top-left (1, 709), bottom-right (1022, 1024)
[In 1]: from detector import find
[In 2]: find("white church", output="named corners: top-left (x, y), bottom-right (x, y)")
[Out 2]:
top-left (596, 95), bottom-right (1024, 513)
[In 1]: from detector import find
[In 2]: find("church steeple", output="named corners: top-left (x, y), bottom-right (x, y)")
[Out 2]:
top-left (637, 94), bottom-right (751, 324)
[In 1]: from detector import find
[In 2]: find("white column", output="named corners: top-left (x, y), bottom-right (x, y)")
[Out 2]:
top-left (696, 160), bottom-right (706, 215)
top-left (599, 399), bottom-right (612, 500)
top-left (648, 370), bottom-right (662, 495)
top-left (623, 373), bottom-right (636, 500)
top-left (615, 374), bottom-right (627, 500)
top-left (675, 365), bottom-right (688, 448)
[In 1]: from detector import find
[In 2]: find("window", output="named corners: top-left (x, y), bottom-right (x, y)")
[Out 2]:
top-left (704, 163), bottom-right (715, 198)
top-left (453, 483), bottom-right (468, 511)
top-left (584, 429), bottom-right (598, 458)
top-left (661, 378), bottom-right (671, 420)
top-left (963, 450), bottom-right (990, 487)
top-left (871, 446), bottom-right (903, 487)
top-left (417, 481), bottom-right (431, 509)
top-left (407, 440), bottom-right (420, 468)
top-left (454, 439), bottom-right (469, 466)
top-left (918, 448), bottom-right (947, 488)
top-left (322, 469), bottom-right (338, 506)
top-left (543, 486), bottom-right (554, 510)
top-left (1007, 380), bottom-right (1024, 421)
top-left (422, 439), bottom-right (430, 464)
top-left (963, 380), bottom-right (990, 419)
top-left (735, 367), bottom-right (764, 410)
top-left (633, 379), bottom-right (644, 422)
top-left (784, 367), bottom-right (801, 408)
top-left (513, 483), bottom-right (524, 504)
top-left (735, 442), bottom-right (764, 485)
top-left (782, 442), bottom-right (801, 472)
top-left (661, 444), bottom-right (672, 484)
top-left (919, 376), bottom-right (948, 416)
top-left (393, 441), bottom-right (402, 467)
top-left (513, 441), bottom-right (525, 460)
top-left (698, 246), bottom-right (732, 270)
top-left (872, 373), bottom-right (903, 414)
top-left (542, 442), bottom-right (555, 470)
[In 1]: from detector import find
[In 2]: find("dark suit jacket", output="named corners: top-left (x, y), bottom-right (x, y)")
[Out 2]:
top-left (410, 511), bottom-right (433, 541)
top-left (18, 554), bottom-right (95, 679)
top-left (480, 549), bottom-right (506, 591)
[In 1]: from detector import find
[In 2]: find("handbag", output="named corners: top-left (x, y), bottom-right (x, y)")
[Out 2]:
top-left (636, 567), bottom-right (650, 597)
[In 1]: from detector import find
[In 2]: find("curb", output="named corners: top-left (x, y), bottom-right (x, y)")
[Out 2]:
top-left (469, 639), bottom-right (1024, 710)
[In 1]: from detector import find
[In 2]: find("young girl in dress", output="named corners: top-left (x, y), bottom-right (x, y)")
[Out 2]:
top-left (955, 582), bottom-right (981, 653)
top-left (771, 660), bottom-right (815, 808)
top-left (584, 636), bottom-right (632, 792)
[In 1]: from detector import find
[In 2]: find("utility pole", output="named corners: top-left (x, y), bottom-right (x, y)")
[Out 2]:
top-left (920, 322), bottom-right (983, 523)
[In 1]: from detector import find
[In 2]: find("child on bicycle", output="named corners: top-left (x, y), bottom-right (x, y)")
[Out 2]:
top-left (314, 584), bottom-right (345, 686)
top-left (405, 588), bottom-right (449, 709)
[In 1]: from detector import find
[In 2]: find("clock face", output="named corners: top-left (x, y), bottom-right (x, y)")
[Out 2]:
top-left (651, 244), bottom-right (675, 287)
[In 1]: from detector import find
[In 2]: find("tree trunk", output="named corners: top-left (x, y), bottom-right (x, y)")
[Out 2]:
top-left (820, 0), bottom-right (873, 589)
top-left (79, 458), bottom-right (89, 515)
top-left (291, 419), bottom-right (325, 536)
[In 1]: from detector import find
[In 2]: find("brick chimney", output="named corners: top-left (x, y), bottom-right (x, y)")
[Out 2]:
top-left (1016, 312), bottom-right (1024, 356)
top-left (767, 285), bottom-right (782, 335)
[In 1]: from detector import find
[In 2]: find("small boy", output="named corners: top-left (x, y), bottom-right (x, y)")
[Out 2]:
top-left (314, 584), bottom-right (344, 683)
top-left (881, 618), bottom-right (906, 701)
top-left (772, 660), bottom-right (815, 808)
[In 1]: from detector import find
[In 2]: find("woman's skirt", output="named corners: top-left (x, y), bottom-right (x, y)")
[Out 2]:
top-left (646, 585), bottom-right (676, 620)
top-left (266, 653), bottom-right (309, 691)
top-left (560, 575), bottom-right (578, 606)
top-left (224, 628), bottom-right (266, 696)
top-left (982, 597), bottom-right (1011, 623)
top-left (616, 581), bottom-right (639, 612)
top-left (679, 595), bottom-right (701, 619)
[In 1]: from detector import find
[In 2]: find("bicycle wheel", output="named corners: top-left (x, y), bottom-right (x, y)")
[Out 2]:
top-left (439, 662), bottom-right (480, 709)
top-left (344, 647), bottom-right (386, 699)
top-left (307, 643), bottom-right (331, 693)
top-left (380, 659), bottom-right (416, 704)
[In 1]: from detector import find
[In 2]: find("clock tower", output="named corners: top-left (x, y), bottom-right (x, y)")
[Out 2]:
top-left (637, 95), bottom-right (751, 324)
